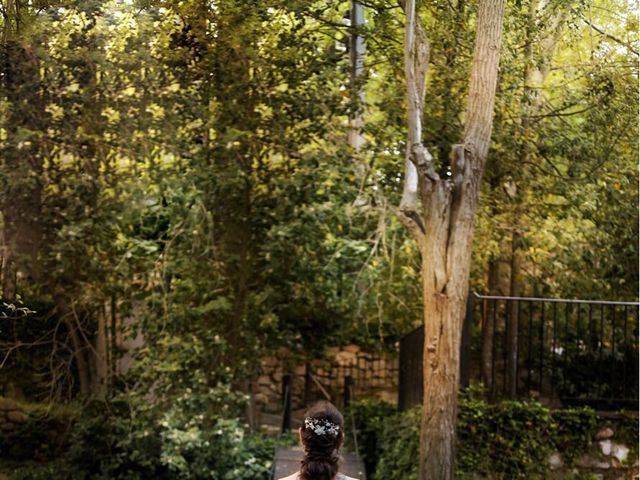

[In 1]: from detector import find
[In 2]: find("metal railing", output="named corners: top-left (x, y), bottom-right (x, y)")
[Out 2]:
top-left (479, 294), bottom-right (639, 409)
top-left (399, 292), bottom-right (639, 410)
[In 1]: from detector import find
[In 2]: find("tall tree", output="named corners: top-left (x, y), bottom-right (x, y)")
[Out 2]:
top-left (398, 0), bottom-right (505, 477)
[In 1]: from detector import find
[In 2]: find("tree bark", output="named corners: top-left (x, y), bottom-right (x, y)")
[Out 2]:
top-left (503, 0), bottom-right (568, 399)
top-left (57, 300), bottom-right (92, 397)
top-left (398, 0), bottom-right (505, 477)
top-left (95, 303), bottom-right (109, 399)
top-left (1, 34), bottom-right (45, 298)
top-left (482, 258), bottom-right (501, 396)
top-left (506, 231), bottom-right (521, 397)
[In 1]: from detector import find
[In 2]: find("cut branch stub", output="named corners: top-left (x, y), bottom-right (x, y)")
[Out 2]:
top-left (398, 206), bottom-right (426, 241)
top-left (450, 144), bottom-right (465, 191)
top-left (411, 142), bottom-right (439, 182)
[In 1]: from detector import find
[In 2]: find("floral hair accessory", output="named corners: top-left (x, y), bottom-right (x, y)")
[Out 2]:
top-left (304, 417), bottom-right (340, 437)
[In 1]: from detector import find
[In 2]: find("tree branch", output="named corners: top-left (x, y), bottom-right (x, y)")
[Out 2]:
top-left (411, 142), bottom-right (439, 181)
top-left (582, 17), bottom-right (639, 56)
top-left (400, 0), bottom-right (432, 210)
top-left (398, 207), bottom-right (426, 242)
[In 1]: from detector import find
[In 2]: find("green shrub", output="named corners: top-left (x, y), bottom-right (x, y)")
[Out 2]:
top-left (346, 399), bottom-right (396, 477)
top-left (456, 386), bottom-right (492, 475)
top-left (66, 397), bottom-right (165, 480)
top-left (64, 386), bottom-right (293, 480)
top-left (9, 461), bottom-right (69, 480)
top-left (481, 400), bottom-right (555, 478)
top-left (0, 403), bottom-right (76, 462)
top-left (606, 411), bottom-right (639, 460)
top-left (375, 407), bottom-right (420, 480)
top-left (368, 388), bottom-right (632, 480)
top-left (551, 407), bottom-right (597, 464)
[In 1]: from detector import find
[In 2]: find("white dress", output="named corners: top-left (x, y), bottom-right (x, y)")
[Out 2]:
top-left (278, 473), bottom-right (358, 480)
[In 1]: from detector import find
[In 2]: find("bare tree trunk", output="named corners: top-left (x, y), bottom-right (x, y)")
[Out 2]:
top-left (95, 304), bottom-right (109, 399)
top-left (348, 0), bottom-right (366, 153)
top-left (398, 0), bottom-right (505, 476)
top-left (109, 294), bottom-right (118, 380)
top-left (57, 301), bottom-right (92, 397)
top-left (503, 0), bottom-right (568, 400)
top-left (506, 232), bottom-right (521, 397)
top-left (482, 258), bottom-right (501, 395)
top-left (1, 29), bottom-right (45, 298)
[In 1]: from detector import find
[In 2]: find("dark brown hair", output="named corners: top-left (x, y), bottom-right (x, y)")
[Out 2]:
top-left (299, 400), bottom-right (344, 480)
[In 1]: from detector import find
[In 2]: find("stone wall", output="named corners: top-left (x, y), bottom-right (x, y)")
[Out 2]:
top-left (547, 425), bottom-right (638, 479)
top-left (0, 397), bottom-right (72, 461)
top-left (0, 397), bottom-right (28, 433)
top-left (252, 344), bottom-right (398, 422)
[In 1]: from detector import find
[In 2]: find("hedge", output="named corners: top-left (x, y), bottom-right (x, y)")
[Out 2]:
top-left (348, 388), bottom-right (638, 480)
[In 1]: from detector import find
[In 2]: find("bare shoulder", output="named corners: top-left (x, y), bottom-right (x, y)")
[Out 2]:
top-left (276, 473), bottom-right (299, 480)
top-left (277, 473), bottom-right (359, 480)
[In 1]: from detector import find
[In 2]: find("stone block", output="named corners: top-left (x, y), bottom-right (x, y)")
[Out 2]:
top-left (7, 410), bottom-right (28, 424)
top-left (261, 356), bottom-right (278, 368)
top-left (610, 457), bottom-right (623, 469)
top-left (253, 393), bottom-right (268, 405)
top-left (592, 459), bottom-right (610, 470)
top-left (376, 390), bottom-right (397, 404)
top-left (596, 427), bottom-right (614, 440)
top-left (257, 375), bottom-right (272, 386)
top-left (343, 344), bottom-right (360, 353)
top-left (0, 422), bottom-right (15, 431)
top-left (548, 452), bottom-right (563, 470)
top-left (0, 397), bottom-right (17, 411)
top-left (336, 351), bottom-right (355, 366)
top-left (576, 455), bottom-right (592, 468)
top-left (611, 443), bottom-right (629, 464)
top-left (600, 439), bottom-right (612, 456)
top-left (325, 347), bottom-right (340, 358)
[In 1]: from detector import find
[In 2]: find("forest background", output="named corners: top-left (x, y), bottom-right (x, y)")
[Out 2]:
top-left (0, 0), bottom-right (637, 478)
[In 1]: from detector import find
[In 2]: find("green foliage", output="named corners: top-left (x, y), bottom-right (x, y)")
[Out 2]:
top-left (602, 411), bottom-right (640, 460)
top-left (0, 403), bottom-right (76, 462)
top-left (64, 387), bottom-right (293, 480)
top-left (555, 350), bottom-right (639, 404)
top-left (8, 461), bottom-right (68, 480)
top-left (551, 408), bottom-right (598, 464)
top-left (345, 398), bottom-right (396, 477)
top-left (476, 401), bottom-right (554, 478)
top-left (0, 0), bottom-right (637, 475)
top-left (375, 407), bottom-right (421, 480)
top-left (354, 388), bottom-right (635, 480)
top-left (458, 397), bottom-right (598, 478)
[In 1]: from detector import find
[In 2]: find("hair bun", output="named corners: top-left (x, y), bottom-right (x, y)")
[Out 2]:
top-left (299, 401), bottom-right (344, 480)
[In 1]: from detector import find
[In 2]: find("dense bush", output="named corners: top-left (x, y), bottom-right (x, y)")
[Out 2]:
top-left (556, 350), bottom-right (639, 407)
top-left (0, 401), bottom-right (77, 463)
top-left (375, 405), bottom-right (421, 480)
top-left (462, 399), bottom-right (555, 478)
top-left (345, 399), bottom-right (397, 477)
top-left (551, 407), bottom-right (598, 464)
top-left (353, 388), bottom-right (634, 480)
top-left (8, 385), bottom-right (295, 480)
top-left (64, 390), bottom-right (293, 480)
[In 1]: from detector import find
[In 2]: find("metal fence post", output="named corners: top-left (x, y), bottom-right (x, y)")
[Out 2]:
top-left (343, 375), bottom-right (354, 409)
top-left (460, 293), bottom-right (474, 388)
top-left (304, 362), bottom-right (312, 406)
top-left (281, 374), bottom-right (292, 434)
